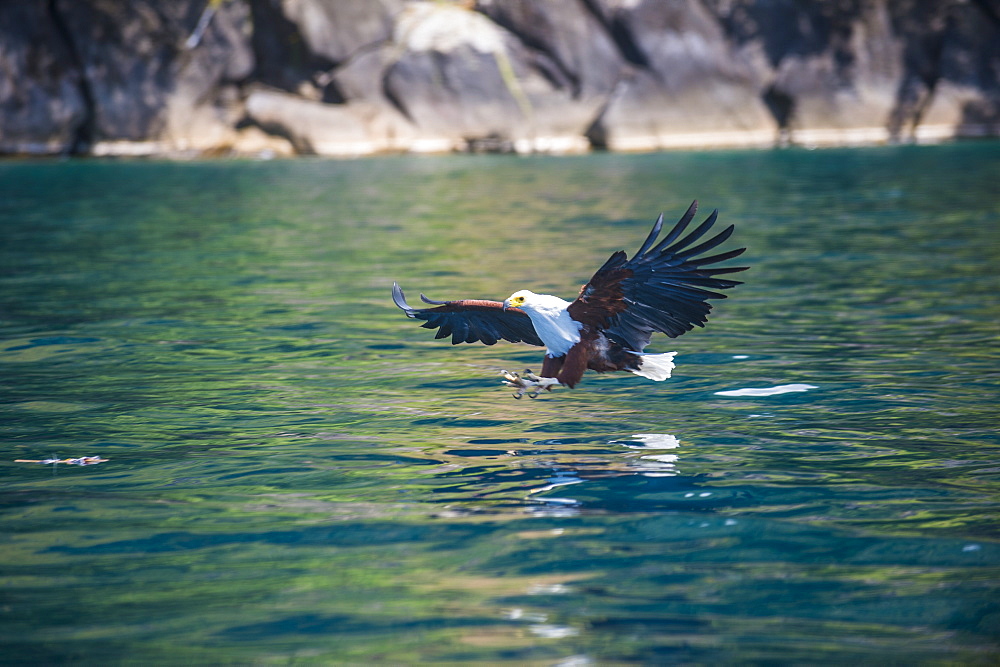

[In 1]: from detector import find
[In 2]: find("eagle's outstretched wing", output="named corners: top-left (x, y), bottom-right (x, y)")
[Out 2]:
top-left (567, 201), bottom-right (748, 352)
top-left (393, 283), bottom-right (544, 346)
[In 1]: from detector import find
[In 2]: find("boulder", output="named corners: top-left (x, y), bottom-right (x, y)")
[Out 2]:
top-left (244, 88), bottom-right (417, 155)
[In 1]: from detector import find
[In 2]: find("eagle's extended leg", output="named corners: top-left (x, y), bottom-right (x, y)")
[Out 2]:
top-left (502, 354), bottom-right (564, 398)
top-left (554, 343), bottom-right (589, 389)
top-left (501, 369), bottom-right (561, 398)
top-left (540, 354), bottom-right (564, 379)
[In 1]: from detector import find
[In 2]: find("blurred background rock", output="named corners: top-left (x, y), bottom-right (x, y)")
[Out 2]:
top-left (2, 0), bottom-right (998, 158)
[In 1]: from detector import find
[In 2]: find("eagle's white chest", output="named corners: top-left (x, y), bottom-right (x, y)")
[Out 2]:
top-left (520, 295), bottom-right (582, 357)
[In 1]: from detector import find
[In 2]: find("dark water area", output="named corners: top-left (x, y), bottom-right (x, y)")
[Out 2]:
top-left (1, 144), bottom-right (998, 664)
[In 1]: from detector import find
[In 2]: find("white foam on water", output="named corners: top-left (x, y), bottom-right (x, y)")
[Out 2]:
top-left (715, 383), bottom-right (818, 397)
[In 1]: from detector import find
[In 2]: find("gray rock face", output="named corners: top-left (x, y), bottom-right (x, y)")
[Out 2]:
top-left (475, 0), bottom-right (626, 103)
top-left (1, 0), bottom-right (998, 156)
top-left (588, 0), bottom-right (778, 150)
top-left (910, 0), bottom-right (1000, 139)
top-left (706, 0), bottom-right (904, 145)
top-left (0, 3), bottom-right (88, 154)
top-left (281, 0), bottom-right (404, 65)
top-left (380, 3), bottom-right (599, 152)
top-left (54, 0), bottom-right (254, 154)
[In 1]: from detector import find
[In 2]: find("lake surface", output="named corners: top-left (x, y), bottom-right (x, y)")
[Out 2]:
top-left (2, 144), bottom-right (998, 664)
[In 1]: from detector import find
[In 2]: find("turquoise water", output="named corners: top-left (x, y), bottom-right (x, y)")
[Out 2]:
top-left (1, 144), bottom-right (999, 663)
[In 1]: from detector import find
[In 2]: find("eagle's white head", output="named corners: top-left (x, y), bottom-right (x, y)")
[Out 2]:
top-left (503, 290), bottom-right (581, 356)
top-left (502, 289), bottom-right (536, 311)
top-left (503, 290), bottom-right (569, 313)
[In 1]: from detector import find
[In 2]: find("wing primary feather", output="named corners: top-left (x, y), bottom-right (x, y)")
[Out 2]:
top-left (658, 209), bottom-right (719, 255)
top-left (392, 282), bottom-right (416, 316)
top-left (671, 223), bottom-right (735, 261)
top-left (649, 200), bottom-right (699, 253)
top-left (702, 267), bottom-right (748, 278)
top-left (634, 213), bottom-right (664, 257)
top-left (691, 247), bottom-right (748, 267)
top-left (419, 293), bottom-right (450, 305)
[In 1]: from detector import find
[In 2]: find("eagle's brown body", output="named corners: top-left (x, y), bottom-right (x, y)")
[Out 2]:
top-left (538, 329), bottom-right (640, 387)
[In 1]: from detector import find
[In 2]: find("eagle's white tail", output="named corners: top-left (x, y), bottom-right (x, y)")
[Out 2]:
top-left (631, 351), bottom-right (677, 381)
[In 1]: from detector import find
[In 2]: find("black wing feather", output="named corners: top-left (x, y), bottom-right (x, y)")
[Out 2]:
top-left (569, 201), bottom-right (748, 352)
top-left (671, 223), bottom-right (734, 261)
top-left (392, 283), bottom-right (544, 347)
top-left (654, 208), bottom-right (718, 256)
top-left (648, 199), bottom-right (699, 253)
top-left (633, 213), bottom-right (665, 257)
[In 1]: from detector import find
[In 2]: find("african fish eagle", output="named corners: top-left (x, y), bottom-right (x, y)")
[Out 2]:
top-left (393, 201), bottom-right (747, 397)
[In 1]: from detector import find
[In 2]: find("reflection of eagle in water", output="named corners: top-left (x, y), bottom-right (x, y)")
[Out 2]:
top-left (393, 201), bottom-right (748, 397)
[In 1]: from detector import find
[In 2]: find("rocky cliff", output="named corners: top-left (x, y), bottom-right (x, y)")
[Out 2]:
top-left (2, 0), bottom-right (999, 157)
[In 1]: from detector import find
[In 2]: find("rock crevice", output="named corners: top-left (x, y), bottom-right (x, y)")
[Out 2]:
top-left (46, 0), bottom-right (96, 154)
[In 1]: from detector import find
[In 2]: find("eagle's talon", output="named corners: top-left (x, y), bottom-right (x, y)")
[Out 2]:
top-left (500, 368), bottom-right (560, 398)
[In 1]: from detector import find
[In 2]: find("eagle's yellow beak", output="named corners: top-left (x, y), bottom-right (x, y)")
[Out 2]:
top-left (504, 295), bottom-right (525, 311)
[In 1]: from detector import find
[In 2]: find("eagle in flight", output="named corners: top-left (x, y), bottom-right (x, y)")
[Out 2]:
top-left (393, 201), bottom-right (747, 397)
